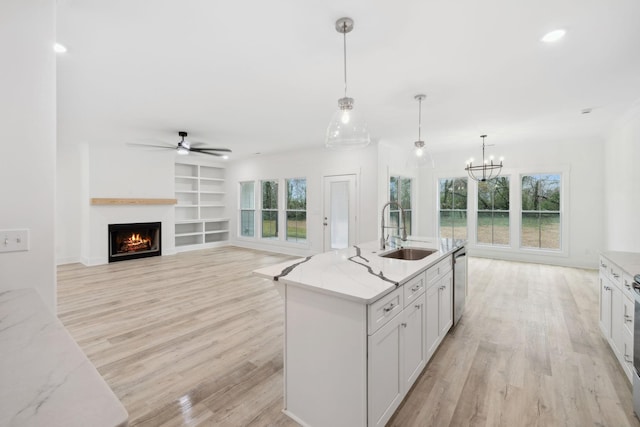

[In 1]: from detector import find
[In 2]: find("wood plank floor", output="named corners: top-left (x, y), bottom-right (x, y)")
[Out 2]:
top-left (57, 248), bottom-right (640, 426)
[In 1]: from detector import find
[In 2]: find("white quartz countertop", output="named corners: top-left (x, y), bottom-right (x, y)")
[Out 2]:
top-left (0, 289), bottom-right (128, 427)
top-left (253, 237), bottom-right (465, 303)
top-left (602, 251), bottom-right (640, 278)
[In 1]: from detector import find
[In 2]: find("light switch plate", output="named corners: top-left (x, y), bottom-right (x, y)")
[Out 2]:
top-left (0, 229), bottom-right (29, 253)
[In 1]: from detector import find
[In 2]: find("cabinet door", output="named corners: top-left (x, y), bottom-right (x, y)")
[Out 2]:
top-left (622, 328), bottom-right (634, 382)
top-left (611, 284), bottom-right (623, 355)
top-left (368, 313), bottom-right (403, 427)
top-left (425, 284), bottom-right (440, 359)
top-left (623, 295), bottom-right (634, 336)
top-left (438, 270), bottom-right (453, 337)
top-left (599, 275), bottom-right (612, 338)
top-left (403, 293), bottom-right (426, 389)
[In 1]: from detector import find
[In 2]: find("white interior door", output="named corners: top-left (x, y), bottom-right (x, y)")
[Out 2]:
top-left (323, 174), bottom-right (357, 251)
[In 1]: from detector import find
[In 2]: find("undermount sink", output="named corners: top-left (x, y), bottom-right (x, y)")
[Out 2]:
top-left (379, 248), bottom-right (436, 260)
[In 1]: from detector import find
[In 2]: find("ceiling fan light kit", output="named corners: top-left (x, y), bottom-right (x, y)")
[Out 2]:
top-left (325, 17), bottom-right (371, 150)
top-left (464, 135), bottom-right (503, 182)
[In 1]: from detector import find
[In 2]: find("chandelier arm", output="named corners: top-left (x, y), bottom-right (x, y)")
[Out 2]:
top-left (418, 97), bottom-right (422, 141)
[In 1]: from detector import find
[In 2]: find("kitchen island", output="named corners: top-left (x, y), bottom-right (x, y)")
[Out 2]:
top-left (254, 238), bottom-right (466, 427)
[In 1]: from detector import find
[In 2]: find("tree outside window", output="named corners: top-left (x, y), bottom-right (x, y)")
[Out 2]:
top-left (439, 177), bottom-right (468, 240)
top-left (477, 177), bottom-right (510, 245)
top-left (521, 174), bottom-right (561, 249)
top-left (239, 182), bottom-right (255, 237)
top-left (261, 180), bottom-right (278, 238)
top-left (286, 178), bottom-right (307, 242)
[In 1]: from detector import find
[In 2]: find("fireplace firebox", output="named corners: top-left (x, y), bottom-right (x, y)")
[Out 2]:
top-left (108, 222), bottom-right (161, 263)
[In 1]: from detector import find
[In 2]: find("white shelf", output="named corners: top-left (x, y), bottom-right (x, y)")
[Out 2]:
top-left (175, 161), bottom-right (228, 249)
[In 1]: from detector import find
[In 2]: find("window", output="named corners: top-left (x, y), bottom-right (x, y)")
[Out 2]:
top-left (389, 176), bottom-right (412, 236)
top-left (286, 178), bottom-right (307, 242)
top-left (439, 177), bottom-right (468, 240)
top-left (239, 182), bottom-right (255, 237)
top-left (521, 174), bottom-right (561, 249)
top-left (261, 180), bottom-right (278, 238)
top-left (477, 177), bottom-right (510, 245)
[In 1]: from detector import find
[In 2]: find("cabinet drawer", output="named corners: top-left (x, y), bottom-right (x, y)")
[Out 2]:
top-left (623, 294), bottom-right (634, 336)
top-left (426, 256), bottom-right (452, 286)
top-left (609, 261), bottom-right (623, 288)
top-left (368, 287), bottom-right (403, 335)
top-left (622, 274), bottom-right (635, 301)
top-left (403, 272), bottom-right (426, 309)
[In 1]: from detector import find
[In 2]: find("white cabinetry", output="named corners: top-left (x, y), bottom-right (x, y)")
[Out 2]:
top-left (368, 274), bottom-right (427, 427)
top-left (425, 258), bottom-right (453, 359)
top-left (175, 162), bottom-right (228, 251)
top-left (599, 254), bottom-right (635, 382)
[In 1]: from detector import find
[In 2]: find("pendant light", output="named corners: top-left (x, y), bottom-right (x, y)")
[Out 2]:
top-left (325, 17), bottom-right (370, 150)
top-left (406, 94), bottom-right (434, 169)
top-left (464, 135), bottom-right (503, 182)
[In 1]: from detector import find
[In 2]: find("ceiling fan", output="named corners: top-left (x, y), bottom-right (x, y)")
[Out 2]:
top-left (127, 131), bottom-right (231, 157)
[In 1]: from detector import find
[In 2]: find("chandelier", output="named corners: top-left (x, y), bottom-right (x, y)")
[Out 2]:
top-left (464, 135), bottom-right (503, 182)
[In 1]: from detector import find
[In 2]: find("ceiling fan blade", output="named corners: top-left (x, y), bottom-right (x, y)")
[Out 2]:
top-left (126, 142), bottom-right (175, 149)
top-left (191, 147), bottom-right (232, 152)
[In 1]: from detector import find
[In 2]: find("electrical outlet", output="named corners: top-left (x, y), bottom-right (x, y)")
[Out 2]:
top-left (0, 229), bottom-right (29, 253)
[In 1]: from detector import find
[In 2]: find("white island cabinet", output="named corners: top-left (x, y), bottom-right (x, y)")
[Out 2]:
top-left (599, 251), bottom-right (640, 383)
top-left (254, 239), bottom-right (464, 427)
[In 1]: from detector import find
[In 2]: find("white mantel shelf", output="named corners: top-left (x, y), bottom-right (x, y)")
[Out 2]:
top-left (91, 197), bottom-right (177, 205)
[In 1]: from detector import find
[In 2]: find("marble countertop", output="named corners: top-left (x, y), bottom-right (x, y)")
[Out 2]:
top-left (602, 251), bottom-right (640, 278)
top-left (0, 289), bottom-right (128, 427)
top-left (253, 237), bottom-right (465, 303)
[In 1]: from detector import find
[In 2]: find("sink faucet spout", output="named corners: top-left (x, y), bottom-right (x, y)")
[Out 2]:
top-left (380, 201), bottom-right (408, 250)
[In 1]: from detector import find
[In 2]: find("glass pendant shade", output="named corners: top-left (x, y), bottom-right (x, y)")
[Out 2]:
top-left (406, 140), bottom-right (434, 169)
top-left (326, 97), bottom-right (370, 149)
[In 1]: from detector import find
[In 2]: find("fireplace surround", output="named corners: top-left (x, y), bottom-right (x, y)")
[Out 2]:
top-left (108, 222), bottom-right (161, 263)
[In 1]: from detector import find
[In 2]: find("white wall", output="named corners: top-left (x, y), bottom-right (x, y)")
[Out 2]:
top-left (604, 100), bottom-right (640, 252)
top-left (415, 139), bottom-right (605, 268)
top-left (226, 145), bottom-right (378, 256)
top-left (56, 145), bottom-right (177, 265)
top-left (0, 0), bottom-right (57, 312)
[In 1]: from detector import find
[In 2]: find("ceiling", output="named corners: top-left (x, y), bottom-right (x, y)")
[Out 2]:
top-left (56, 0), bottom-right (640, 160)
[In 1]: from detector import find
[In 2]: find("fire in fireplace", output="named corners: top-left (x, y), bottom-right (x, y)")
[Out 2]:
top-left (108, 222), bottom-right (161, 263)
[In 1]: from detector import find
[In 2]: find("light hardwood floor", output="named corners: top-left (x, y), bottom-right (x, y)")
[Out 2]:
top-left (57, 248), bottom-right (640, 427)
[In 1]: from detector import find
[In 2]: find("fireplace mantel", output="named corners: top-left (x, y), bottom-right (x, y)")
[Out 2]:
top-left (91, 198), bottom-right (177, 206)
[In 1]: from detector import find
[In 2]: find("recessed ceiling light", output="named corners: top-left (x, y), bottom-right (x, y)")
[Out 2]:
top-left (541, 29), bottom-right (566, 43)
top-left (54, 43), bottom-right (67, 53)
top-left (222, 155), bottom-right (229, 160)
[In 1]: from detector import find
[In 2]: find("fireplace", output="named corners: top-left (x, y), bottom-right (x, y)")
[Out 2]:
top-left (108, 222), bottom-right (161, 263)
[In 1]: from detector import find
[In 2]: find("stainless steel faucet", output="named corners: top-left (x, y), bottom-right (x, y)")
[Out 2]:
top-left (380, 201), bottom-right (407, 250)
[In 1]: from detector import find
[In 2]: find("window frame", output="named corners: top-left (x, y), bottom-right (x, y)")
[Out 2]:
top-left (519, 172), bottom-right (563, 252)
top-left (238, 181), bottom-right (255, 238)
top-left (260, 179), bottom-right (279, 239)
top-left (476, 176), bottom-right (511, 247)
top-left (437, 176), bottom-right (469, 241)
top-left (389, 175), bottom-right (414, 237)
top-left (285, 177), bottom-right (307, 243)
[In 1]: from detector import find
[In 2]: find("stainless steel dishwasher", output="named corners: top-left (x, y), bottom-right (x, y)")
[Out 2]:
top-left (453, 247), bottom-right (467, 326)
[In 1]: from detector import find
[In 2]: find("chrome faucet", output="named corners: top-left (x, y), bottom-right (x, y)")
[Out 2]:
top-left (380, 201), bottom-right (407, 250)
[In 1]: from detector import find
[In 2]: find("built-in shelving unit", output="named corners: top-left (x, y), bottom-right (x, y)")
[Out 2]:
top-left (174, 161), bottom-right (228, 251)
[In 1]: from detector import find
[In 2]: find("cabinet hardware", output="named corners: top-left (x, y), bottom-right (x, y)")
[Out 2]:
top-left (625, 355), bottom-right (633, 363)
top-left (612, 272), bottom-right (620, 279)
top-left (411, 285), bottom-right (420, 292)
top-left (415, 304), bottom-right (421, 309)
top-left (625, 314), bottom-right (633, 322)
top-left (383, 303), bottom-right (395, 313)
top-left (401, 322), bottom-right (407, 328)
top-left (601, 262), bottom-right (608, 268)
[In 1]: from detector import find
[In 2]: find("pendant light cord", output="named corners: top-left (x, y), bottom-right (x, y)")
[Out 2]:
top-left (418, 97), bottom-right (422, 141)
top-left (343, 22), bottom-right (348, 98)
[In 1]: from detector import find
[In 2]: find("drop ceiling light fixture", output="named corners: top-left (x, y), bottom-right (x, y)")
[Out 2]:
top-left (541, 29), bottom-right (566, 43)
top-left (325, 17), bottom-right (370, 150)
top-left (465, 135), bottom-right (503, 182)
top-left (407, 94), bottom-right (434, 169)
